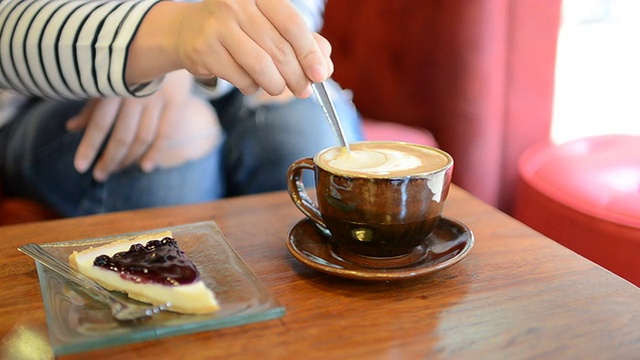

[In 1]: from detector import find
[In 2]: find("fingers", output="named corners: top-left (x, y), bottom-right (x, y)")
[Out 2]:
top-left (72, 70), bottom-right (201, 181)
top-left (177, 1), bottom-right (263, 95)
top-left (236, 3), bottom-right (310, 97)
top-left (73, 98), bottom-right (154, 182)
top-left (138, 116), bottom-right (169, 172)
top-left (137, 100), bottom-right (175, 172)
top-left (66, 112), bottom-right (89, 132)
top-left (224, 24), bottom-right (287, 96)
top-left (313, 33), bottom-right (334, 77)
top-left (73, 99), bottom-right (119, 175)
top-left (140, 96), bottom-right (221, 170)
top-left (256, 0), bottom-right (330, 83)
top-left (178, 0), bottom-right (331, 98)
top-left (92, 103), bottom-right (143, 181)
top-left (121, 104), bottom-right (162, 171)
top-left (206, 38), bottom-right (263, 96)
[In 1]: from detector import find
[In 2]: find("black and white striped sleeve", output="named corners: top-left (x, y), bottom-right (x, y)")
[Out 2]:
top-left (0, 0), bottom-right (163, 99)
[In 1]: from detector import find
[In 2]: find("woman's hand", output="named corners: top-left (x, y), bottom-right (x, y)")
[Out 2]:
top-left (68, 70), bottom-right (221, 182)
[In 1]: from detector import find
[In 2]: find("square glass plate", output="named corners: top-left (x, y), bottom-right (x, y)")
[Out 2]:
top-left (33, 221), bottom-right (285, 356)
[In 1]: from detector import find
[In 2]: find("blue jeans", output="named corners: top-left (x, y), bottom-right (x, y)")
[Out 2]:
top-left (0, 80), bottom-right (363, 216)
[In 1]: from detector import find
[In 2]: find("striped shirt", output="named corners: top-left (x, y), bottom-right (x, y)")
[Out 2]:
top-left (0, 0), bottom-right (163, 99)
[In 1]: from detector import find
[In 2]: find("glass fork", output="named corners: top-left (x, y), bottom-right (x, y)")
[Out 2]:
top-left (18, 243), bottom-right (170, 322)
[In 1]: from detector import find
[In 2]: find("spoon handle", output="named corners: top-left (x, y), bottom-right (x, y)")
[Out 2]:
top-left (312, 82), bottom-right (350, 150)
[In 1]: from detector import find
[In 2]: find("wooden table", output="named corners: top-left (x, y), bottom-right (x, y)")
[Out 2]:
top-left (1, 186), bottom-right (639, 359)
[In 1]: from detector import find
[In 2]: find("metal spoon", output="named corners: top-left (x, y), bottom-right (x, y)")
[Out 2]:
top-left (311, 82), bottom-right (350, 150)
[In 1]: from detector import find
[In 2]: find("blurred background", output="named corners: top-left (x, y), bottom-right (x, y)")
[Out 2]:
top-left (553, 0), bottom-right (640, 143)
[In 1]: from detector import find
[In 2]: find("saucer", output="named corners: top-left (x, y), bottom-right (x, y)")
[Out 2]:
top-left (286, 217), bottom-right (474, 281)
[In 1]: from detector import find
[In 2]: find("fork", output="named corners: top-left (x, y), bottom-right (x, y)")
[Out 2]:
top-left (18, 243), bottom-right (170, 322)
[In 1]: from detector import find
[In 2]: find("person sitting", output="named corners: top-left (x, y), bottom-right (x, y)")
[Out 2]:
top-left (0, 0), bottom-right (362, 216)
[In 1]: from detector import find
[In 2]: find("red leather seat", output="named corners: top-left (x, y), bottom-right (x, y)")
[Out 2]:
top-left (515, 135), bottom-right (640, 286)
top-left (0, 196), bottom-right (59, 226)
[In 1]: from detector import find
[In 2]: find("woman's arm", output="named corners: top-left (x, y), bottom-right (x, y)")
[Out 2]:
top-left (0, 0), bottom-right (163, 99)
top-left (0, 0), bottom-right (332, 99)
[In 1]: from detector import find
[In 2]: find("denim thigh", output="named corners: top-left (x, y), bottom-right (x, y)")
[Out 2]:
top-left (0, 99), bottom-right (224, 216)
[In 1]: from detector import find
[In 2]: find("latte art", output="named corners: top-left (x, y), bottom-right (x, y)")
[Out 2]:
top-left (318, 142), bottom-right (450, 177)
top-left (327, 149), bottom-right (423, 175)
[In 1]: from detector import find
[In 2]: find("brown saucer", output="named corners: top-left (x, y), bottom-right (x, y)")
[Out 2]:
top-left (286, 217), bottom-right (474, 280)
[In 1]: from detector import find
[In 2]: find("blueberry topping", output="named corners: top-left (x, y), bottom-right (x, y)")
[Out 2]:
top-left (92, 237), bottom-right (199, 285)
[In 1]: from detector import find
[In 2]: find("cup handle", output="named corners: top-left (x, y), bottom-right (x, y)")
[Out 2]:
top-left (286, 158), bottom-right (326, 228)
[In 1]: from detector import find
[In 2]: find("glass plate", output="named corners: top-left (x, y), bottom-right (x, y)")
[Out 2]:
top-left (33, 221), bottom-right (285, 356)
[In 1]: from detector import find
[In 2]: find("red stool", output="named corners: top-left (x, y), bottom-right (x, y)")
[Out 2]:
top-left (515, 135), bottom-right (640, 286)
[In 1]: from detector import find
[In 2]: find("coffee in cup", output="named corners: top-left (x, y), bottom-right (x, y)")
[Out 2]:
top-left (287, 141), bottom-right (454, 262)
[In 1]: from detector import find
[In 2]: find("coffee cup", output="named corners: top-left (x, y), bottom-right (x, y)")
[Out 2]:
top-left (287, 141), bottom-right (454, 262)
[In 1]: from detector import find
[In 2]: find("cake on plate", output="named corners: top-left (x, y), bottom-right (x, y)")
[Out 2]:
top-left (69, 231), bottom-right (219, 315)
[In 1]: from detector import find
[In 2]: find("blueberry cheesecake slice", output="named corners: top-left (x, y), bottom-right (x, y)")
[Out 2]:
top-left (69, 231), bottom-right (219, 315)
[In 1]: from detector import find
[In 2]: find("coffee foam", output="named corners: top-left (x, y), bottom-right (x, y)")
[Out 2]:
top-left (319, 142), bottom-right (450, 177)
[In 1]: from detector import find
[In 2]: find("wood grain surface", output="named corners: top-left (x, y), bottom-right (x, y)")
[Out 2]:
top-left (1, 186), bottom-right (639, 359)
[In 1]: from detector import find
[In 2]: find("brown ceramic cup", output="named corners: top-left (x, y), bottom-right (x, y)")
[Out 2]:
top-left (287, 141), bottom-right (454, 262)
